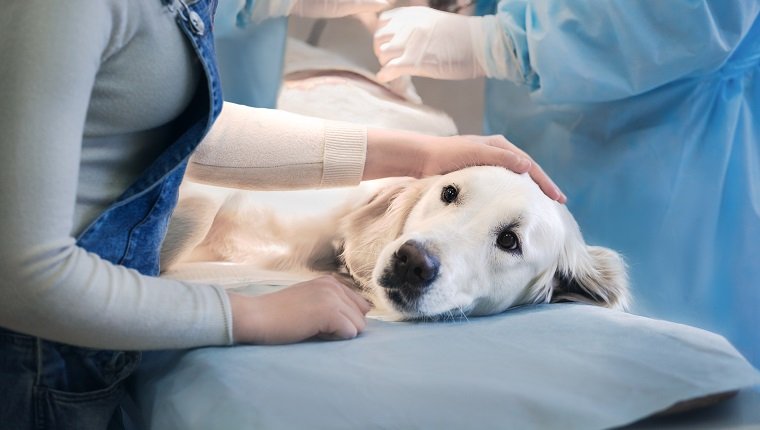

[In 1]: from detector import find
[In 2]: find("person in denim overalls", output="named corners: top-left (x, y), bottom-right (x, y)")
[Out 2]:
top-left (0, 1), bottom-right (565, 429)
top-left (0, 0), bottom-right (222, 428)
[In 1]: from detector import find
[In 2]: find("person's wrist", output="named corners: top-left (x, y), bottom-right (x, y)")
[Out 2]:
top-left (365, 129), bottom-right (429, 180)
top-left (228, 292), bottom-right (264, 344)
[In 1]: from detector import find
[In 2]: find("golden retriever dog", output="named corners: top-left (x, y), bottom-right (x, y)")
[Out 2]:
top-left (161, 166), bottom-right (629, 320)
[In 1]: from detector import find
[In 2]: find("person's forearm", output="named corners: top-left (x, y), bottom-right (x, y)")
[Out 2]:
top-left (0, 239), bottom-right (233, 349)
top-left (190, 103), bottom-right (367, 190)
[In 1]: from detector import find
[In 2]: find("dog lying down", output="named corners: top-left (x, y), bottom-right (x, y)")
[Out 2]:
top-left (162, 166), bottom-right (630, 320)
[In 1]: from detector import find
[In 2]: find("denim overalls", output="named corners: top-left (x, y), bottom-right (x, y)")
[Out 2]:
top-left (0, 0), bottom-right (222, 428)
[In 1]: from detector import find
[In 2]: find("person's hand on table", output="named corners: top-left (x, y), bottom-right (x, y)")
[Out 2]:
top-left (229, 275), bottom-right (371, 344)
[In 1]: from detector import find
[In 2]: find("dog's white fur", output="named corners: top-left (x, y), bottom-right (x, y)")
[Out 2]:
top-left (162, 166), bottom-right (629, 319)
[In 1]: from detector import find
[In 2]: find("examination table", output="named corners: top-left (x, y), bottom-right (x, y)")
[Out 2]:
top-left (133, 262), bottom-right (760, 430)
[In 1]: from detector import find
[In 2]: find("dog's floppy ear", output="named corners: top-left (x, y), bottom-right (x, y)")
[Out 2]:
top-left (527, 206), bottom-right (630, 310)
top-left (339, 177), bottom-right (429, 284)
top-left (551, 245), bottom-right (630, 311)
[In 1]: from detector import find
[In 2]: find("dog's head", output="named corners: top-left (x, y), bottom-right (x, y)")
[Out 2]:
top-left (340, 166), bottom-right (629, 319)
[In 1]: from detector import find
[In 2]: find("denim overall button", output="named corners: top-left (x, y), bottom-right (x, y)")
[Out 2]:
top-left (188, 10), bottom-right (204, 35)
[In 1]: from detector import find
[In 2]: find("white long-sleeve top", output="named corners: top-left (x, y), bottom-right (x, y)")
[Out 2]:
top-left (0, 0), bottom-right (366, 350)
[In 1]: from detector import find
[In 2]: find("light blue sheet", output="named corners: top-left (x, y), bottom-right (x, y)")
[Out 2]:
top-left (135, 282), bottom-right (760, 430)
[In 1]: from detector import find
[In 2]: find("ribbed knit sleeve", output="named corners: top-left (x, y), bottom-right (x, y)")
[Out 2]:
top-left (187, 102), bottom-right (367, 190)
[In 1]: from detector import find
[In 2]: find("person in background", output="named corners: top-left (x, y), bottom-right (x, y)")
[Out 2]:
top-left (373, 0), bottom-right (760, 367)
top-left (0, 1), bottom-right (563, 428)
top-left (214, 0), bottom-right (392, 108)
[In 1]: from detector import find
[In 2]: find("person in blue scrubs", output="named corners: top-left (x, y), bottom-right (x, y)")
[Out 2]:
top-left (373, 1), bottom-right (760, 368)
top-left (214, 0), bottom-right (392, 108)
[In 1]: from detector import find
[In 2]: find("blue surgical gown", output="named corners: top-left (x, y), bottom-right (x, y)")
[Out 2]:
top-left (214, 0), bottom-right (288, 108)
top-left (484, 1), bottom-right (760, 367)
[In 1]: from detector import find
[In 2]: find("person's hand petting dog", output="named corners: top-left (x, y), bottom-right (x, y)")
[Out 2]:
top-left (363, 128), bottom-right (567, 203)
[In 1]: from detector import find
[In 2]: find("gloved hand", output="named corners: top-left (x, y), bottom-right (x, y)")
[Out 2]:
top-left (373, 6), bottom-right (512, 82)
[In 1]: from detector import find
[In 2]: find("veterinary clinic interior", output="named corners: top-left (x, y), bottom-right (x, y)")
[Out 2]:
top-left (1, 0), bottom-right (759, 429)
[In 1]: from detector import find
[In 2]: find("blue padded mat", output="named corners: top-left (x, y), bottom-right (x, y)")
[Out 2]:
top-left (135, 291), bottom-right (760, 430)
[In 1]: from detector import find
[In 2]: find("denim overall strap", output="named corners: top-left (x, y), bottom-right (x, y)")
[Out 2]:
top-left (0, 1), bottom-right (223, 429)
top-left (77, 0), bottom-right (223, 277)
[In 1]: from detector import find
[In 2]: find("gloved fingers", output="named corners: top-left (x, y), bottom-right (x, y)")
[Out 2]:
top-left (377, 56), bottom-right (418, 82)
top-left (376, 6), bottom-right (404, 24)
top-left (374, 5), bottom-right (486, 80)
top-left (375, 25), bottom-right (423, 81)
top-left (373, 26), bottom-right (394, 49)
top-left (373, 34), bottom-right (393, 55)
top-left (373, 7), bottom-right (420, 59)
top-left (373, 18), bottom-right (405, 62)
top-left (375, 26), bottom-right (421, 70)
top-left (373, 35), bottom-right (397, 65)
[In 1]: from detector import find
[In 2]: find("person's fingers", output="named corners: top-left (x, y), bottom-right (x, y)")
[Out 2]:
top-left (481, 135), bottom-right (566, 202)
top-left (480, 134), bottom-right (522, 153)
top-left (331, 272), bottom-right (358, 289)
top-left (475, 144), bottom-right (532, 173)
top-left (318, 312), bottom-right (361, 340)
top-left (332, 278), bottom-right (372, 314)
top-left (340, 305), bottom-right (368, 334)
top-left (345, 286), bottom-right (372, 314)
top-left (527, 162), bottom-right (566, 203)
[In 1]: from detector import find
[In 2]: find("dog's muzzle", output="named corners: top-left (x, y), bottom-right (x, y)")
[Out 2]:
top-left (384, 240), bottom-right (440, 291)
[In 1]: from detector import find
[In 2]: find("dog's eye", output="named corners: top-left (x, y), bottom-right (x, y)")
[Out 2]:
top-left (496, 230), bottom-right (520, 252)
top-left (440, 185), bottom-right (458, 204)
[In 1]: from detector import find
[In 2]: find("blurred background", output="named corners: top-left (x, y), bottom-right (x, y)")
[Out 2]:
top-left (287, 15), bottom-right (485, 134)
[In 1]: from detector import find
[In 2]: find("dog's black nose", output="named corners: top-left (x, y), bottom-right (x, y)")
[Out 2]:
top-left (390, 240), bottom-right (440, 289)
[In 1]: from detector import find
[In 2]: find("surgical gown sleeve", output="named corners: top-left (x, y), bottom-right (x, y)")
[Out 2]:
top-left (496, 0), bottom-right (760, 102)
